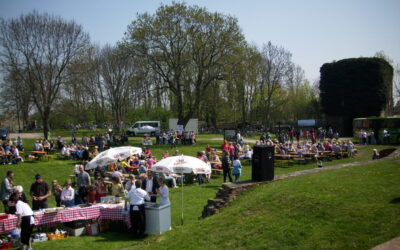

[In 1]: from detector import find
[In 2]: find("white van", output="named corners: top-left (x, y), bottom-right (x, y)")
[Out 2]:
top-left (127, 121), bottom-right (161, 136)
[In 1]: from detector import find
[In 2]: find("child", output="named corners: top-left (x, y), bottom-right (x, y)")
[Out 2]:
top-left (372, 149), bottom-right (380, 160)
top-left (52, 180), bottom-right (62, 207)
top-left (232, 156), bottom-right (242, 183)
top-left (86, 185), bottom-right (97, 204)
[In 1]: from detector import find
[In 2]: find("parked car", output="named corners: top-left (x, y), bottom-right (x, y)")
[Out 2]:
top-left (126, 121), bottom-right (160, 136)
top-left (0, 128), bottom-right (9, 140)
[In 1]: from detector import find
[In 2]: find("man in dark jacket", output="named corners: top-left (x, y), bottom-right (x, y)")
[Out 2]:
top-left (141, 170), bottom-right (159, 202)
top-left (221, 150), bottom-right (232, 182)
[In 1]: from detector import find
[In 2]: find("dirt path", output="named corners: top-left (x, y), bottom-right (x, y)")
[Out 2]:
top-left (9, 133), bottom-right (44, 139)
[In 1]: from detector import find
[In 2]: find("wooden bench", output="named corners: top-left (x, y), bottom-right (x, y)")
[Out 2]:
top-left (275, 159), bottom-right (291, 167)
top-left (293, 157), bottom-right (312, 164)
top-left (211, 169), bottom-right (223, 175)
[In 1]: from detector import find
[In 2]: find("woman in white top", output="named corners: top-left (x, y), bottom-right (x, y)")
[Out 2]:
top-left (60, 180), bottom-right (75, 207)
top-left (156, 178), bottom-right (170, 205)
top-left (8, 193), bottom-right (34, 250)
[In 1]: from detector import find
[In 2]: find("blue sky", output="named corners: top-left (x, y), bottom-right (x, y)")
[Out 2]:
top-left (1, 0), bottom-right (399, 82)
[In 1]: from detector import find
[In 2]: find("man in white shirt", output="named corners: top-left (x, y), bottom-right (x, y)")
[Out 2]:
top-left (8, 193), bottom-right (34, 250)
top-left (125, 180), bottom-right (150, 238)
top-left (61, 180), bottom-right (75, 207)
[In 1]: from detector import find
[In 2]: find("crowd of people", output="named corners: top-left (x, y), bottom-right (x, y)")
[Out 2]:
top-left (154, 130), bottom-right (196, 146)
top-left (0, 137), bottom-right (24, 164)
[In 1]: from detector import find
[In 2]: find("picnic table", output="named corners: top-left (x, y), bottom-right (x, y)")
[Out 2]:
top-left (31, 151), bottom-right (48, 160)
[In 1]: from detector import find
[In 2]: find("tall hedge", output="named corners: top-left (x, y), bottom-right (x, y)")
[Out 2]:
top-left (319, 57), bottom-right (393, 118)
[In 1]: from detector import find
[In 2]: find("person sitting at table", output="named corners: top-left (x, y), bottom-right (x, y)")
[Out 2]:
top-left (146, 155), bottom-right (155, 170)
top-left (10, 145), bottom-right (22, 164)
top-left (60, 144), bottom-right (70, 158)
top-left (162, 151), bottom-right (169, 159)
top-left (142, 147), bottom-right (152, 159)
top-left (33, 140), bottom-right (44, 151)
top-left (51, 180), bottom-right (62, 207)
top-left (138, 161), bottom-right (147, 175)
top-left (317, 143), bottom-right (325, 152)
top-left (30, 174), bottom-right (51, 210)
top-left (91, 146), bottom-right (99, 158)
top-left (60, 180), bottom-right (75, 207)
top-left (125, 174), bottom-right (136, 192)
top-left (156, 177), bottom-right (170, 205)
top-left (8, 192), bottom-right (34, 250)
top-left (111, 176), bottom-right (124, 197)
top-left (43, 140), bottom-right (51, 153)
top-left (296, 145), bottom-right (304, 158)
top-left (240, 147), bottom-right (253, 160)
top-left (16, 136), bottom-right (24, 151)
top-left (209, 150), bottom-right (222, 169)
top-left (112, 167), bottom-right (125, 184)
top-left (125, 180), bottom-right (150, 238)
top-left (310, 144), bottom-right (318, 154)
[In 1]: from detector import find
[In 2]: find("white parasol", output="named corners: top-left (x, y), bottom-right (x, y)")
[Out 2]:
top-left (86, 146), bottom-right (142, 170)
top-left (152, 155), bottom-right (211, 225)
top-left (153, 155), bottom-right (211, 175)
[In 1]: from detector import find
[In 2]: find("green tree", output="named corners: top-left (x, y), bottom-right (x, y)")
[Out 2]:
top-left (319, 57), bottom-right (393, 134)
top-left (124, 2), bottom-right (245, 127)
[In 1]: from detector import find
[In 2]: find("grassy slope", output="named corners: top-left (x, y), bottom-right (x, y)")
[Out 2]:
top-left (137, 157), bottom-right (400, 250)
top-left (0, 135), bottom-right (398, 249)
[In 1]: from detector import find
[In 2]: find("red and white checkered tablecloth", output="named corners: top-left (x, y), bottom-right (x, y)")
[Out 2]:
top-left (34, 205), bottom-right (101, 226)
top-left (0, 215), bottom-right (18, 235)
top-left (99, 206), bottom-right (131, 228)
top-left (0, 205), bottom-right (132, 234)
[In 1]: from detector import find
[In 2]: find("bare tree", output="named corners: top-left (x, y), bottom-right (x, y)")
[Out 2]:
top-left (100, 45), bottom-right (135, 130)
top-left (0, 69), bottom-right (33, 130)
top-left (0, 12), bottom-right (89, 137)
top-left (259, 41), bottom-right (293, 125)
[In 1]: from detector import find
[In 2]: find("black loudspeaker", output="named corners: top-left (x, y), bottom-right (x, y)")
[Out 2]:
top-left (252, 145), bottom-right (274, 181)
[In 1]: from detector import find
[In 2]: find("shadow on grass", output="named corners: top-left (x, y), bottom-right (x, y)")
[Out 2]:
top-left (95, 231), bottom-right (145, 242)
top-left (390, 197), bottom-right (400, 204)
top-left (201, 185), bottom-right (220, 189)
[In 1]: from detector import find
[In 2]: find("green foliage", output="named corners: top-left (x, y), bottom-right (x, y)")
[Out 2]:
top-left (320, 57), bottom-right (393, 117)
top-left (125, 2), bottom-right (246, 126)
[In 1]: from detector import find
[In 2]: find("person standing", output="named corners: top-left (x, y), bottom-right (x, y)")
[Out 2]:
top-left (29, 174), bottom-right (51, 210)
top-left (221, 150), bottom-right (232, 183)
top-left (125, 180), bottom-right (150, 238)
top-left (8, 193), bottom-right (34, 250)
top-left (142, 170), bottom-right (159, 202)
top-left (76, 165), bottom-right (91, 203)
top-left (0, 171), bottom-right (14, 213)
top-left (156, 178), bottom-right (170, 205)
top-left (60, 180), bottom-right (75, 207)
top-left (51, 180), bottom-right (62, 207)
top-left (232, 156), bottom-right (242, 183)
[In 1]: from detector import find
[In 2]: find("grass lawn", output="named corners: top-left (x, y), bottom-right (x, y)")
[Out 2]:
top-left (0, 135), bottom-right (398, 249)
